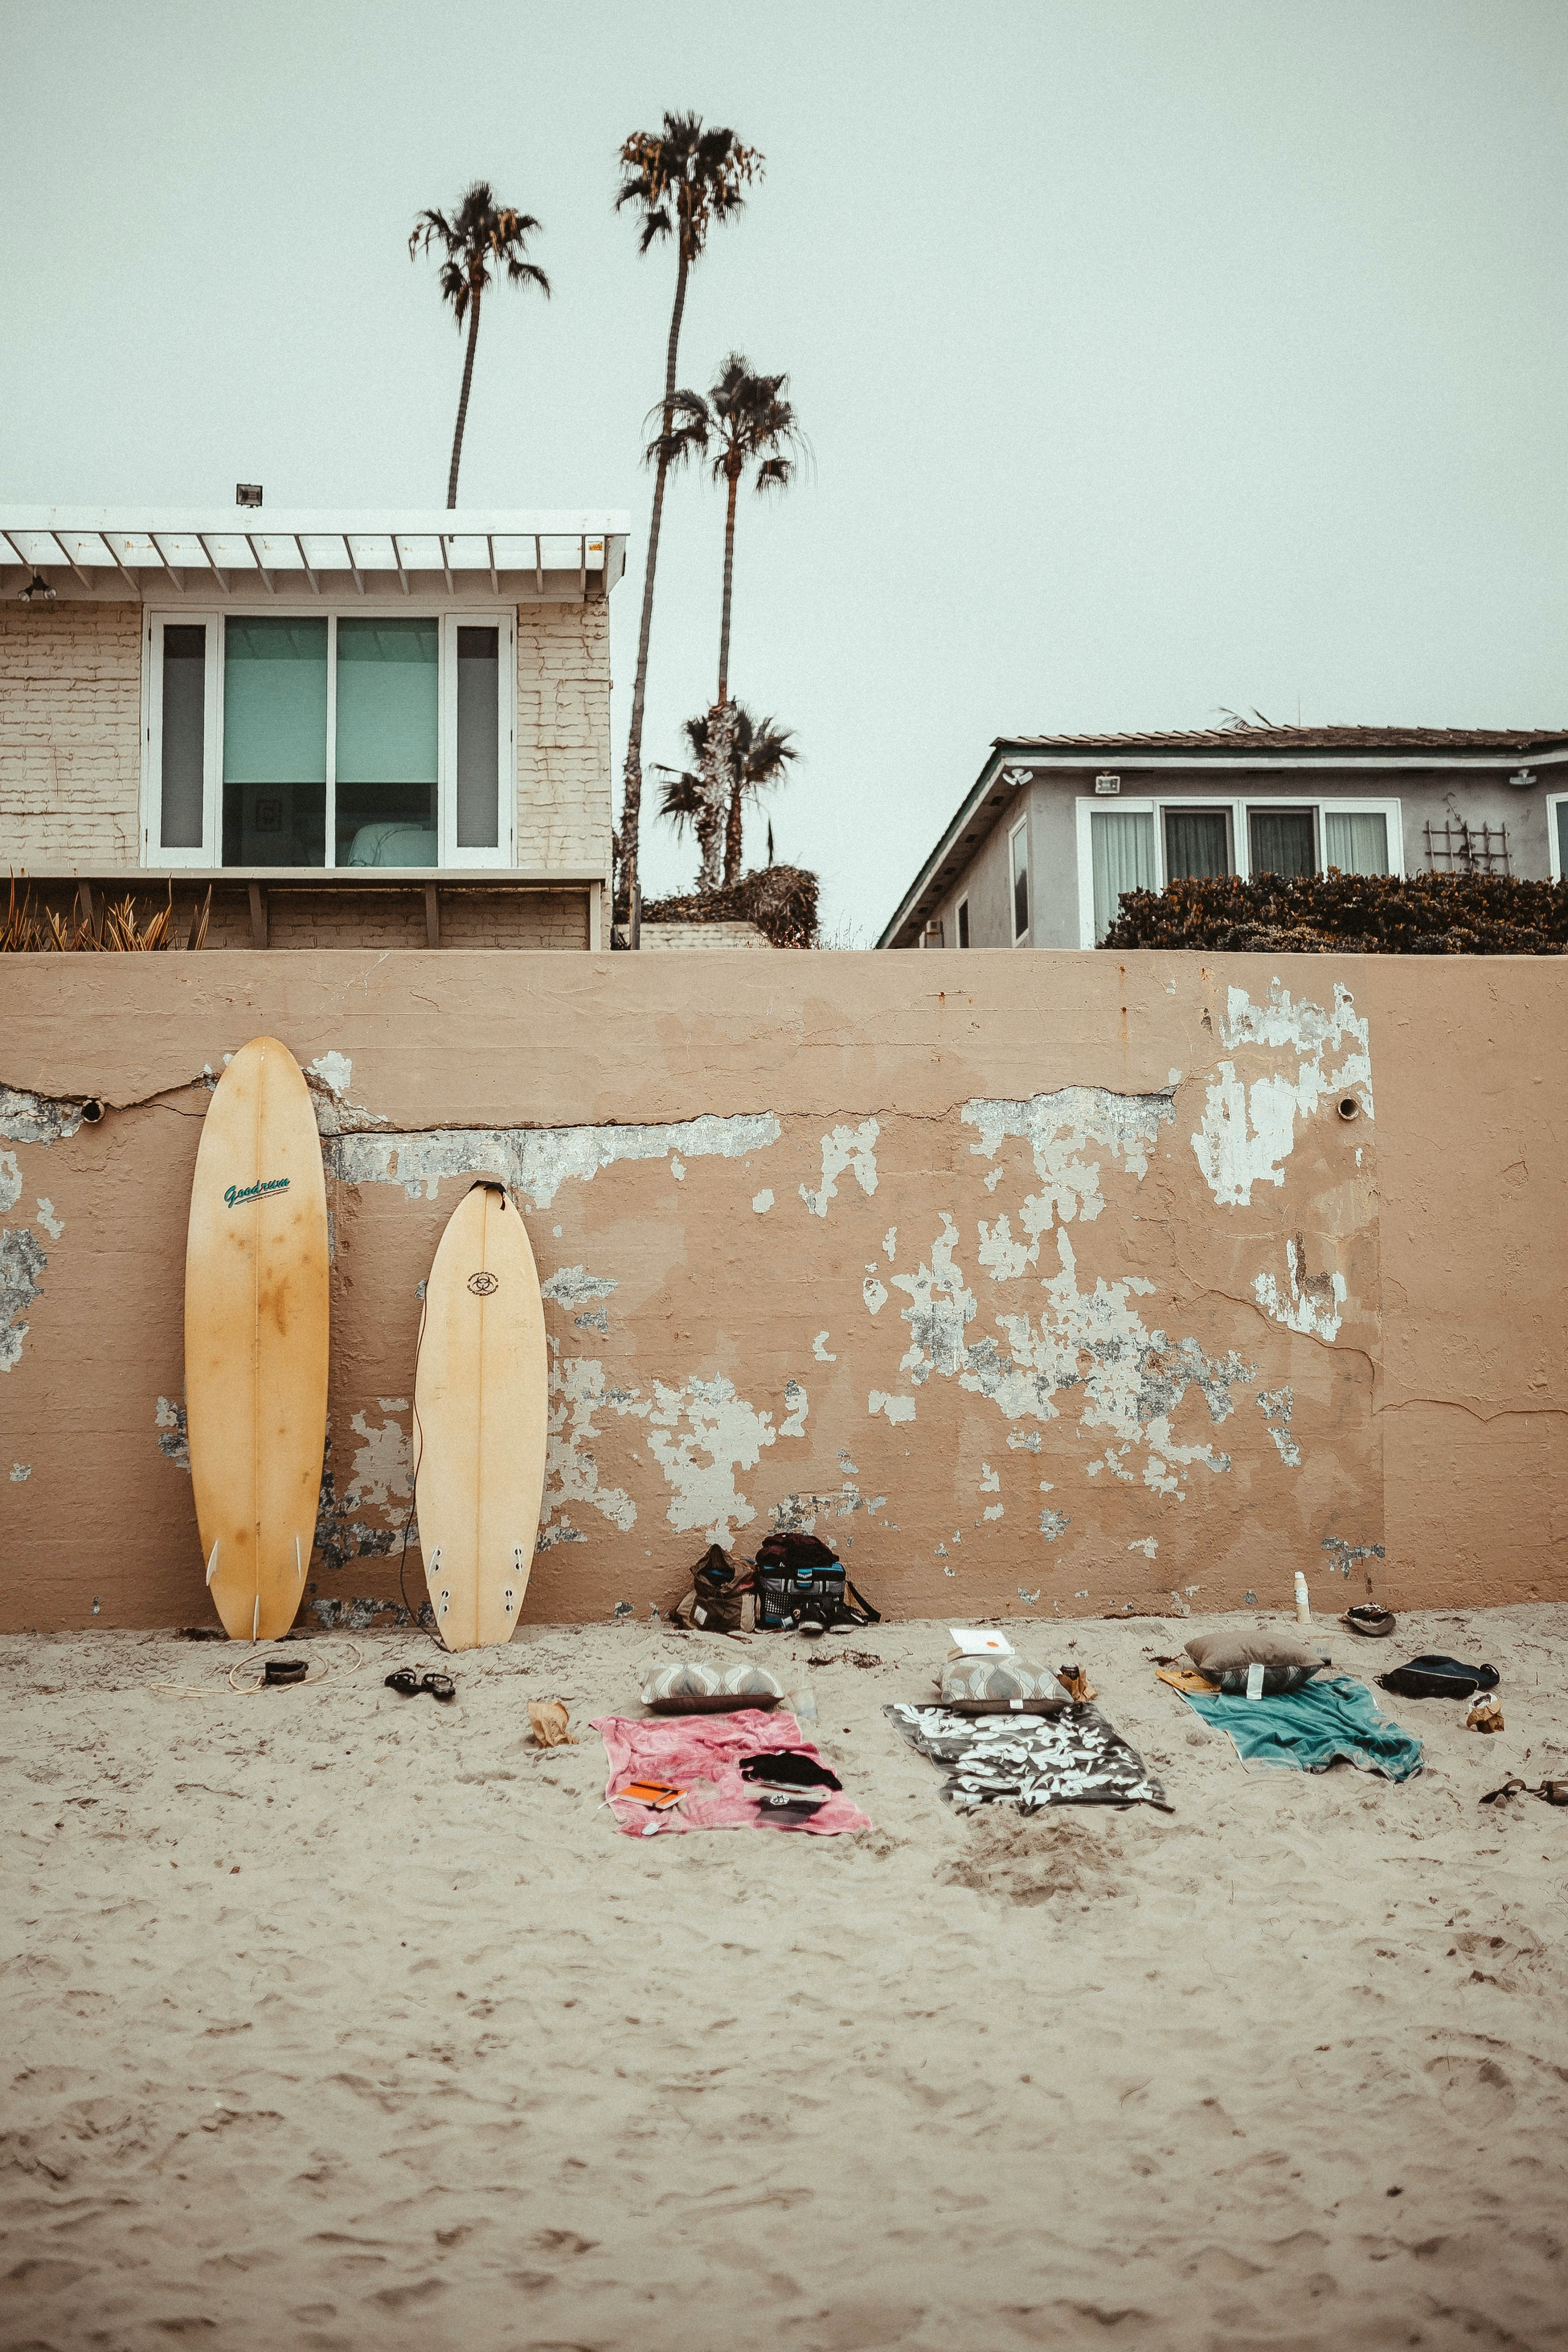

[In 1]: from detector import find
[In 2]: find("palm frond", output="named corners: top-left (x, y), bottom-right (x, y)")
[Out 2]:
top-left (411, 181), bottom-right (548, 322)
top-left (615, 115), bottom-right (763, 262)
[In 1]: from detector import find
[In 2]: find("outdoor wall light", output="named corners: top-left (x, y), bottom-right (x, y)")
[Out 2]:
top-left (236, 483), bottom-right (264, 508)
top-left (19, 571), bottom-right (56, 602)
top-left (1507, 768), bottom-right (1537, 789)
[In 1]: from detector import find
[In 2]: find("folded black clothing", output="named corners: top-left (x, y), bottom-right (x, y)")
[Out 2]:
top-left (738, 1750), bottom-right (843, 1792)
top-left (1376, 1654), bottom-right (1500, 1701)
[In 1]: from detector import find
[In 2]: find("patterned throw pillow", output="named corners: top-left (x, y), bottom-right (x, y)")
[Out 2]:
top-left (1184, 1631), bottom-right (1324, 1695)
top-left (640, 1659), bottom-right (786, 1714)
top-left (937, 1656), bottom-right (1067, 1713)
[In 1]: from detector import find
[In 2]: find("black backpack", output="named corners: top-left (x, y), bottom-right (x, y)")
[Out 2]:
top-left (1376, 1654), bottom-right (1500, 1701)
top-left (751, 1532), bottom-right (879, 1637)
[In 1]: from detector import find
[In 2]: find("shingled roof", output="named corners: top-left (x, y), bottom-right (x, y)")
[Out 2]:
top-left (994, 725), bottom-right (1568, 756)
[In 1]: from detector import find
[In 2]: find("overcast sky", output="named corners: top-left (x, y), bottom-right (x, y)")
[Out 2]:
top-left (5, 0), bottom-right (1565, 939)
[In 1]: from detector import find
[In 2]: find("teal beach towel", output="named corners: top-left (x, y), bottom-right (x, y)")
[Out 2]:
top-left (1179, 1672), bottom-right (1423, 1782)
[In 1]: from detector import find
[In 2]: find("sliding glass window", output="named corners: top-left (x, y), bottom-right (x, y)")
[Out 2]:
top-left (454, 625), bottom-right (501, 851)
top-left (337, 618), bottom-right (439, 867)
top-left (222, 618), bottom-right (328, 866)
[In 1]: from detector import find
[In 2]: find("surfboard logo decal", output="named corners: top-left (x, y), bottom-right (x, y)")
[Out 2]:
top-left (224, 1176), bottom-right (291, 1209)
top-left (467, 1271), bottom-right (499, 1296)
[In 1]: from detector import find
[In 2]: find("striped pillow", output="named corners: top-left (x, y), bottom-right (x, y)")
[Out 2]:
top-left (938, 1655), bottom-right (1067, 1712)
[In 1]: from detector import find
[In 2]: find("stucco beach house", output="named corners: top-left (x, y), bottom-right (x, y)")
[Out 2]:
top-left (0, 503), bottom-right (628, 948)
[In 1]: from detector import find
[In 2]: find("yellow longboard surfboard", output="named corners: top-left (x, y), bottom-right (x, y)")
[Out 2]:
top-left (185, 1037), bottom-right (329, 1641)
top-left (414, 1181), bottom-right (547, 1651)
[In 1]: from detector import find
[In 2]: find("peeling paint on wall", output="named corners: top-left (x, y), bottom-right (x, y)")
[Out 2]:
top-left (1192, 982), bottom-right (1372, 1208)
top-left (0, 1229), bottom-right (46, 1372)
top-left (800, 1119), bottom-right (880, 1217)
top-left (0, 1087), bottom-right (85, 1145)
top-left (646, 1372), bottom-right (806, 1542)
top-left (541, 1265), bottom-right (619, 1307)
top-left (1257, 1385), bottom-right (1301, 1467)
top-left (1254, 1237), bottom-right (1347, 1344)
top-left (545, 1350), bottom-right (641, 1538)
top-left (155, 1395), bottom-right (190, 1471)
top-left (1322, 1535), bottom-right (1386, 1581)
top-left (0, 1153), bottom-right (20, 1214)
top-left (34, 1198), bottom-right (62, 1239)
top-left (9, 1463), bottom-right (29, 1482)
top-left (330, 1110), bottom-right (782, 1208)
top-left (868, 1389), bottom-right (916, 1424)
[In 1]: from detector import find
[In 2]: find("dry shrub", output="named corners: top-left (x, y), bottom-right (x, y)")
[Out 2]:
top-left (1, 878), bottom-right (211, 952)
top-left (636, 862), bottom-right (820, 949)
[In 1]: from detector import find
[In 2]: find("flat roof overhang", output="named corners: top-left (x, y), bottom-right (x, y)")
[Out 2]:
top-left (0, 505), bottom-right (630, 602)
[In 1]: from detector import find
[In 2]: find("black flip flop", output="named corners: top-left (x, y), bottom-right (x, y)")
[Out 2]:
top-left (384, 1668), bottom-right (421, 1698)
top-left (421, 1672), bottom-right (456, 1704)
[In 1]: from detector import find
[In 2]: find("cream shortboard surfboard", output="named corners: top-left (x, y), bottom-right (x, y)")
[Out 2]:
top-left (185, 1037), bottom-right (329, 1641)
top-left (413, 1181), bottom-right (547, 1651)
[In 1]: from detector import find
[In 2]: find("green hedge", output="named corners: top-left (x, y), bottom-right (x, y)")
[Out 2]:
top-left (1099, 870), bottom-right (1568, 956)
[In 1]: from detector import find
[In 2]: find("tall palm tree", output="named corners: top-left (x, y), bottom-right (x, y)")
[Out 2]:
top-left (410, 182), bottom-right (550, 509)
top-left (653, 355), bottom-right (802, 887)
top-left (656, 704), bottom-right (798, 887)
top-left (614, 113), bottom-right (762, 932)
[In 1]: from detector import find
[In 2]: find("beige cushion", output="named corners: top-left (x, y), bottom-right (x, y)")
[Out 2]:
top-left (937, 1655), bottom-right (1067, 1710)
top-left (640, 1658), bottom-right (785, 1714)
top-left (1185, 1630), bottom-right (1324, 1695)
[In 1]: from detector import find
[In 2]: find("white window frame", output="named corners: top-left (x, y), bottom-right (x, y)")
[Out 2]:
top-left (956, 893), bottom-right (970, 949)
top-left (1074, 793), bottom-right (1404, 946)
top-left (141, 611), bottom-right (223, 868)
top-left (1547, 792), bottom-right (1568, 882)
top-left (1009, 814), bottom-right (1031, 945)
top-left (139, 603), bottom-right (516, 871)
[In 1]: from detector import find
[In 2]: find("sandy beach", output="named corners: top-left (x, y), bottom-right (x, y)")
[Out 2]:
top-left (3, 1605), bottom-right (1567, 2352)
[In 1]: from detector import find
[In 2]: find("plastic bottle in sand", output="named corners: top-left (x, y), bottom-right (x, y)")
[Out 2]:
top-left (1294, 1571), bottom-right (1312, 1629)
top-left (790, 1684), bottom-right (819, 1724)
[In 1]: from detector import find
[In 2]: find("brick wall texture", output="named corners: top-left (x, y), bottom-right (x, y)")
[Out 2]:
top-left (0, 603), bottom-right (143, 866)
top-left (0, 596), bottom-right (613, 887)
top-left (516, 599), bottom-right (612, 873)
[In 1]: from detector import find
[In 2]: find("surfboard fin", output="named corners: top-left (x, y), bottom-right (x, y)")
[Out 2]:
top-left (206, 1540), bottom-right (220, 1588)
top-left (252, 1595), bottom-right (260, 1642)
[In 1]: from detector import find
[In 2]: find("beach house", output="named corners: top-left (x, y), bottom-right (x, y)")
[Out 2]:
top-left (878, 725), bottom-right (1568, 950)
top-left (0, 502), bottom-right (628, 948)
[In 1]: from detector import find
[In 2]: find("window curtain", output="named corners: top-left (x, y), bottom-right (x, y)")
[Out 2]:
top-left (1249, 808), bottom-right (1315, 877)
top-left (336, 618), bottom-right (438, 784)
top-left (1321, 811), bottom-right (1389, 876)
top-left (1163, 808), bottom-right (1229, 879)
top-left (223, 618), bottom-right (328, 783)
top-left (1091, 810), bottom-right (1156, 941)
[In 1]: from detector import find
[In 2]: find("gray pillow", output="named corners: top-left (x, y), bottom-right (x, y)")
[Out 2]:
top-left (1185, 1630), bottom-right (1324, 1696)
top-left (640, 1659), bottom-right (784, 1714)
top-left (938, 1655), bottom-right (1067, 1712)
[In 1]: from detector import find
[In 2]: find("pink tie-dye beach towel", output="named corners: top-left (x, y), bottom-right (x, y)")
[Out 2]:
top-left (593, 1709), bottom-right (874, 1836)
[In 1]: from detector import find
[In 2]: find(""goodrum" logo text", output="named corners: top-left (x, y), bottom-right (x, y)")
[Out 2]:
top-left (224, 1176), bottom-right (291, 1209)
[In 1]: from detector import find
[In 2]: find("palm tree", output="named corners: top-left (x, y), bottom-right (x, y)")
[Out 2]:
top-left (410, 182), bottom-right (550, 509)
top-left (614, 114), bottom-right (762, 932)
top-left (652, 355), bottom-right (802, 886)
top-left (656, 704), bottom-right (798, 887)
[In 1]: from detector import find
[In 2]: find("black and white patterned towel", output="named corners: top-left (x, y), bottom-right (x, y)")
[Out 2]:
top-left (886, 1703), bottom-right (1172, 1813)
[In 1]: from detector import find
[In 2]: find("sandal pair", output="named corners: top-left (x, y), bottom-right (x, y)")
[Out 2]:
top-left (385, 1668), bottom-right (456, 1703)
